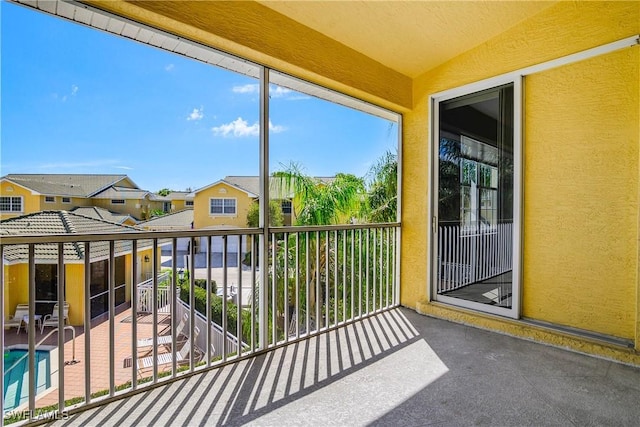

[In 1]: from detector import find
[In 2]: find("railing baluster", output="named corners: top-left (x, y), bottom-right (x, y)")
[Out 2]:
top-left (57, 243), bottom-right (65, 412)
top-left (284, 232), bottom-right (289, 342)
top-left (84, 242), bottom-right (92, 399)
top-left (366, 228), bottom-right (370, 314)
top-left (251, 235), bottom-right (257, 353)
top-left (325, 230), bottom-right (330, 329)
top-left (295, 232), bottom-right (300, 339)
top-left (358, 228), bottom-right (362, 318)
top-left (222, 236), bottom-right (228, 360)
top-left (109, 241), bottom-right (116, 394)
top-left (206, 235), bottom-right (212, 366)
top-left (333, 230), bottom-right (340, 325)
top-left (271, 234), bottom-right (276, 346)
top-left (237, 235), bottom-right (243, 355)
top-left (315, 231), bottom-right (320, 332)
top-left (305, 231), bottom-right (310, 335)
top-left (189, 237), bottom-right (196, 370)
top-left (28, 244), bottom-right (35, 422)
top-left (350, 229), bottom-right (355, 320)
top-left (172, 237), bottom-right (178, 375)
top-left (342, 229), bottom-right (347, 323)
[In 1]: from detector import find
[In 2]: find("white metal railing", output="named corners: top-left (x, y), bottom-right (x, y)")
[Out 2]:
top-left (0, 224), bottom-right (399, 424)
top-left (437, 222), bottom-right (513, 292)
top-left (137, 272), bottom-right (171, 314)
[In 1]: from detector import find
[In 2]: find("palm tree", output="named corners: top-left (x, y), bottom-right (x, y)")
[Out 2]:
top-left (366, 150), bottom-right (397, 223)
top-left (271, 163), bottom-right (367, 334)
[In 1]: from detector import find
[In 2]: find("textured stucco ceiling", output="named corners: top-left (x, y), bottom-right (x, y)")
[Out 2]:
top-left (258, 1), bottom-right (556, 78)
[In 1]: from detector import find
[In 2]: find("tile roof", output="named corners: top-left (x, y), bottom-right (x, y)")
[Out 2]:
top-left (165, 191), bottom-right (193, 200)
top-left (91, 186), bottom-right (155, 200)
top-left (1, 174), bottom-right (131, 197)
top-left (0, 211), bottom-right (151, 263)
top-left (139, 209), bottom-right (194, 230)
top-left (71, 206), bottom-right (137, 225)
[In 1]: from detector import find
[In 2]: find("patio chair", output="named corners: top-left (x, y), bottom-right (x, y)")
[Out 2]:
top-left (136, 326), bottom-right (201, 376)
top-left (137, 312), bottom-right (189, 350)
top-left (5, 304), bottom-right (30, 334)
top-left (40, 302), bottom-right (70, 334)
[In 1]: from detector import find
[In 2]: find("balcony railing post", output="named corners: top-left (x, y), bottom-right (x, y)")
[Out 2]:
top-left (258, 66), bottom-right (270, 350)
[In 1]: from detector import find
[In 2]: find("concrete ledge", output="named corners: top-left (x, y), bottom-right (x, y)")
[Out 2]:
top-left (416, 299), bottom-right (640, 367)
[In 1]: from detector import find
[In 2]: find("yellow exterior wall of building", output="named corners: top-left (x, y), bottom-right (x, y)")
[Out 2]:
top-left (37, 195), bottom-right (92, 212)
top-left (193, 183), bottom-right (253, 229)
top-left (405, 1), bottom-right (639, 353)
top-left (3, 264), bottom-right (29, 322)
top-left (91, 198), bottom-right (162, 220)
top-left (64, 264), bottom-right (85, 326)
top-left (0, 181), bottom-right (39, 220)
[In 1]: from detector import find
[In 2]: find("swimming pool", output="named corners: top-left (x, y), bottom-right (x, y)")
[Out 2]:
top-left (3, 349), bottom-right (51, 412)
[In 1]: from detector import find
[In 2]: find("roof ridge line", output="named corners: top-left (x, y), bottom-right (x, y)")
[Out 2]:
top-left (59, 211), bottom-right (84, 260)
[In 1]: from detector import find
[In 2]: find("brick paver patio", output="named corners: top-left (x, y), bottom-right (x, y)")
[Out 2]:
top-left (4, 307), bottom-right (180, 409)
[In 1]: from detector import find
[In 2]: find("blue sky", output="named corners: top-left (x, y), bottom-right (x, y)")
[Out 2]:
top-left (1, 2), bottom-right (397, 192)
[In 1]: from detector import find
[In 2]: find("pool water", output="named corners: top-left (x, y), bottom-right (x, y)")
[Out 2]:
top-left (3, 349), bottom-right (51, 412)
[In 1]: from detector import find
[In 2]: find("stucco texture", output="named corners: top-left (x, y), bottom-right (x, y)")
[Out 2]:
top-left (406, 1), bottom-right (639, 345)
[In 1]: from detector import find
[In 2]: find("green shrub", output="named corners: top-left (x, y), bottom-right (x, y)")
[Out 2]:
top-left (179, 282), bottom-right (251, 343)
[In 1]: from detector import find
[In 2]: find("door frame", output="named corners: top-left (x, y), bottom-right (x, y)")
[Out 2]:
top-left (429, 75), bottom-right (523, 319)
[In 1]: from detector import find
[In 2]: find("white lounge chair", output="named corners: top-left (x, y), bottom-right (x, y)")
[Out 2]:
top-left (40, 302), bottom-right (70, 334)
top-left (136, 326), bottom-right (200, 375)
top-left (6, 304), bottom-right (30, 334)
top-left (137, 312), bottom-right (189, 350)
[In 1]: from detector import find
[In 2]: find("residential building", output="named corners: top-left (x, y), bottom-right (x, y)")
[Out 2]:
top-left (163, 191), bottom-right (194, 212)
top-left (1, 211), bottom-right (156, 325)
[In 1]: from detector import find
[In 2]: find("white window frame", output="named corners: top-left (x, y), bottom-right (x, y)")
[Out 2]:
top-left (44, 196), bottom-right (56, 203)
top-left (185, 200), bottom-right (194, 207)
top-left (111, 199), bottom-right (125, 205)
top-left (62, 197), bottom-right (71, 203)
top-left (209, 197), bottom-right (236, 216)
top-left (430, 75), bottom-right (523, 319)
top-left (0, 196), bottom-right (23, 212)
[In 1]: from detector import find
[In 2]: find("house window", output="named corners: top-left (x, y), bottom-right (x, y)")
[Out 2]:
top-left (62, 197), bottom-right (71, 203)
top-left (111, 199), bottom-right (125, 205)
top-left (45, 196), bottom-right (55, 203)
top-left (210, 198), bottom-right (236, 215)
top-left (185, 200), bottom-right (194, 207)
top-left (281, 200), bottom-right (292, 214)
top-left (0, 196), bottom-right (23, 212)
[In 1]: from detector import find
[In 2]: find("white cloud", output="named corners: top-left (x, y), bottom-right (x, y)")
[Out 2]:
top-left (165, 64), bottom-right (175, 71)
top-left (269, 86), bottom-right (291, 98)
top-left (211, 117), bottom-right (286, 138)
top-left (71, 85), bottom-right (78, 96)
top-left (268, 121), bottom-right (286, 133)
top-left (232, 84), bottom-right (259, 94)
top-left (187, 107), bottom-right (204, 121)
top-left (114, 165), bottom-right (134, 170)
top-left (212, 117), bottom-right (258, 137)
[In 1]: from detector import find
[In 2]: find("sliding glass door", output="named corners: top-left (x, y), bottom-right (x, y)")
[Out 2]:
top-left (432, 80), bottom-right (521, 318)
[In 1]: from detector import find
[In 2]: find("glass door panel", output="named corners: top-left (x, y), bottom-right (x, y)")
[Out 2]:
top-left (434, 83), bottom-right (518, 316)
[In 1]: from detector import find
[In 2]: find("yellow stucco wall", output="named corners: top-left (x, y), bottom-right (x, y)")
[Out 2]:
top-left (64, 264), bottom-right (85, 326)
top-left (193, 183), bottom-right (253, 229)
top-left (37, 195), bottom-right (92, 212)
top-left (0, 181), bottom-right (39, 220)
top-left (406, 1), bottom-right (639, 349)
top-left (3, 264), bottom-right (29, 320)
top-left (91, 198), bottom-right (162, 220)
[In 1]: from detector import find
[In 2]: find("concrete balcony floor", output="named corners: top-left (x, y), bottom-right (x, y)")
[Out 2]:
top-left (52, 307), bottom-right (640, 426)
